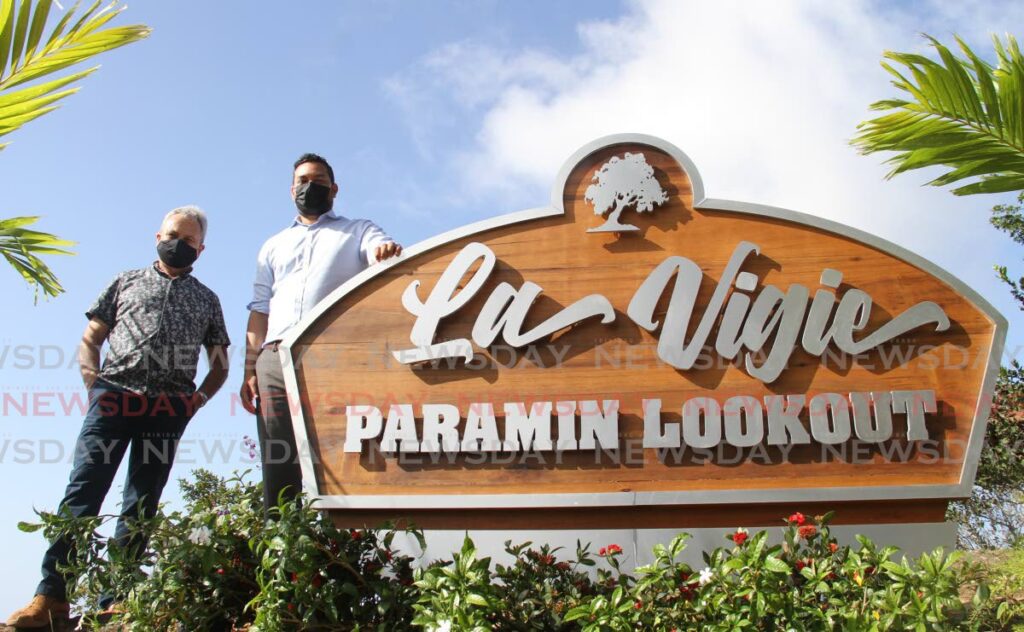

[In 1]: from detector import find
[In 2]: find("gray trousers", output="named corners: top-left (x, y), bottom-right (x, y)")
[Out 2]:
top-left (255, 346), bottom-right (304, 513)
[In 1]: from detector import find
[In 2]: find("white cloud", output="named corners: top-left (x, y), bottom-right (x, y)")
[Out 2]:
top-left (386, 0), bottom-right (1024, 344)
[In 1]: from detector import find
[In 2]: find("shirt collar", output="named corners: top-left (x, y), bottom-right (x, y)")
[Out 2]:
top-left (291, 209), bottom-right (344, 228)
top-left (150, 261), bottom-right (192, 279)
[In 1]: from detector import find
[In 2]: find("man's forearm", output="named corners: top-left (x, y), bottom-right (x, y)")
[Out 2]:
top-left (196, 364), bottom-right (229, 400)
top-left (78, 340), bottom-right (101, 387)
top-left (79, 319), bottom-right (110, 388)
top-left (244, 311), bottom-right (269, 376)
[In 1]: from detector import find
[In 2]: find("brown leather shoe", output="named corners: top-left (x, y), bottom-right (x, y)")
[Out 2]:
top-left (95, 601), bottom-right (125, 623)
top-left (6, 594), bottom-right (71, 627)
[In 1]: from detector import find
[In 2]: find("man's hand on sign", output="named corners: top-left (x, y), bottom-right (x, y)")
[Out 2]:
top-left (374, 241), bottom-right (402, 262)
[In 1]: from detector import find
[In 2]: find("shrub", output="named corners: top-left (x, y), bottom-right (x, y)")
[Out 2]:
top-left (19, 471), bottom-right (1000, 630)
top-left (20, 470), bottom-right (420, 631)
top-left (947, 363), bottom-right (1024, 549)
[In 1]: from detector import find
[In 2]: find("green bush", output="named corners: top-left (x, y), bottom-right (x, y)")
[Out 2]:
top-left (18, 471), bottom-right (1003, 630)
top-left (20, 470), bottom-right (420, 631)
top-left (412, 513), bottom-right (982, 631)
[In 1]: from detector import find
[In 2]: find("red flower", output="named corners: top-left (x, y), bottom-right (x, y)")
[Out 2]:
top-left (788, 512), bottom-right (807, 526)
top-left (556, 561), bottom-right (571, 572)
top-left (599, 544), bottom-right (622, 556)
top-left (798, 525), bottom-right (818, 539)
top-left (215, 568), bottom-right (225, 575)
top-left (290, 572), bottom-right (299, 583)
top-left (795, 560), bottom-right (807, 572)
top-left (829, 542), bottom-right (839, 553)
top-left (350, 529), bottom-right (363, 541)
top-left (634, 600), bottom-right (642, 610)
top-left (598, 546), bottom-right (606, 556)
top-left (731, 529), bottom-right (748, 546)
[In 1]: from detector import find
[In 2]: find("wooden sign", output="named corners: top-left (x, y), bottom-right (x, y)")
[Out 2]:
top-left (280, 134), bottom-right (1005, 529)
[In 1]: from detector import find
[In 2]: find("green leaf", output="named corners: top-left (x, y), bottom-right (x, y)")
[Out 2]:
top-left (0, 66), bottom-right (92, 108)
top-left (8, 0), bottom-right (30, 73)
top-left (465, 593), bottom-right (489, 607)
top-left (40, 0), bottom-right (75, 53)
top-left (563, 605), bottom-right (589, 622)
top-left (17, 520), bottom-right (42, 532)
top-left (0, 0), bottom-right (15, 78)
top-left (23, 0), bottom-right (49, 61)
top-left (854, 34), bottom-right (1024, 198)
top-left (763, 555), bottom-right (790, 574)
top-left (953, 174), bottom-right (1024, 195)
top-left (0, 214), bottom-right (42, 229)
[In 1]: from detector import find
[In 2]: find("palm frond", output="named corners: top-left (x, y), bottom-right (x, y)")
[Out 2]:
top-left (0, 215), bottom-right (74, 302)
top-left (0, 0), bottom-right (147, 302)
top-left (0, 0), bottom-right (150, 150)
top-left (853, 34), bottom-right (1024, 196)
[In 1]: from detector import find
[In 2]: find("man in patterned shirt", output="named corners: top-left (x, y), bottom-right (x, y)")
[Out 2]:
top-left (7, 206), bottom-right (231, 628)
top-left (240, 153), bottom-right (401, 513)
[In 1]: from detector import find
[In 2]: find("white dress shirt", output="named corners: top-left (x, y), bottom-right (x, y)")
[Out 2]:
top-left (248, 210), bottom-right (392, 343)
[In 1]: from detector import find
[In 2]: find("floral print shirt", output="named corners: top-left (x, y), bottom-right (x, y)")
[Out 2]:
top-left (86, 263), bottom-right (231, 396)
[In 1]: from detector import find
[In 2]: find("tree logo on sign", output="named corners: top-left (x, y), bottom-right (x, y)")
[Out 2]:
top-left (585, 152), bottom-right (669, 233)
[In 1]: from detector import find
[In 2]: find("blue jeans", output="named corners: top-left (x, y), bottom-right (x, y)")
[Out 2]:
top-left (35, 379), bottom-right (193, 603)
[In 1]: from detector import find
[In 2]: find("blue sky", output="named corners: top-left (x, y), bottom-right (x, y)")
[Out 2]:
top-left (2, 0), bottom-right (1024, 613)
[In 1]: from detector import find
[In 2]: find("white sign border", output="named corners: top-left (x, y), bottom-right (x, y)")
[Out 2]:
top-left (278, 133), bottom-right (1007, 510)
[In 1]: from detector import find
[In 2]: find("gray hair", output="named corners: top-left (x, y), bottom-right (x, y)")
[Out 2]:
top-left (163, 205), bottom-right (208, 242)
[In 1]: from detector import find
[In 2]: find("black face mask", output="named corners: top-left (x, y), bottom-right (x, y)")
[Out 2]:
top-left (294, 181), bottom-right (333, 216)
top-left (157, 239), bottom-right (199, 269)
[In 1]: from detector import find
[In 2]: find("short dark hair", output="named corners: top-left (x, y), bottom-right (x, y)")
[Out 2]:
top-left (293, 153), bottom-right (335, 184)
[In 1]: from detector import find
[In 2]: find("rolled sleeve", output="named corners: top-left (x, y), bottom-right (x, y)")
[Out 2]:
top-left (85, 275), bottom-right (121, 327)
top-left (359, 221), bottom-right (393, 266)
top-left (204, 295), bottom-right (232, 347)
top-left (247, 243), bottom-right (273, 314)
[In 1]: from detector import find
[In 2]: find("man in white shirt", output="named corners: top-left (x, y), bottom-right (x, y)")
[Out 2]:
top-left (241, 153), bottom-right (401, 512)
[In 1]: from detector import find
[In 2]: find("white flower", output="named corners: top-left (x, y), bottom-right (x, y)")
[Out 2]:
top-left (188, 525), bottom-right (212, 545)
top-left (698, 566), bottom-right (714, 585)
top-left (430, 621), bottom-right (452, 632)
